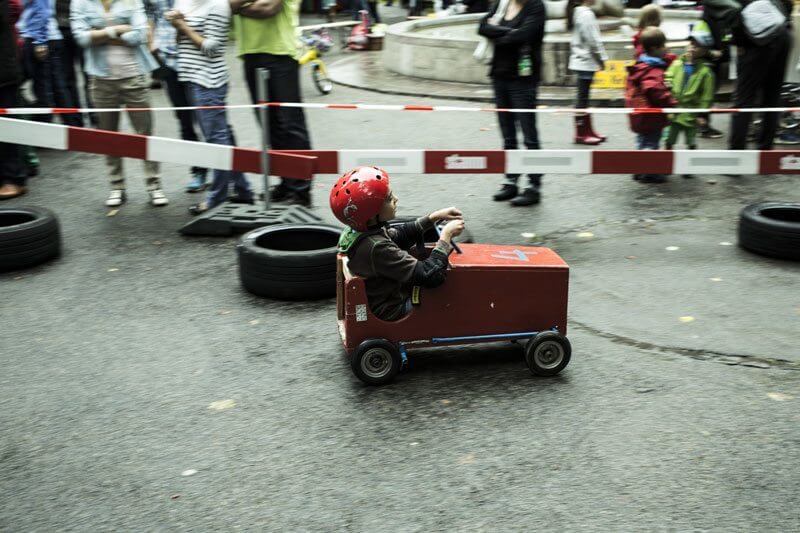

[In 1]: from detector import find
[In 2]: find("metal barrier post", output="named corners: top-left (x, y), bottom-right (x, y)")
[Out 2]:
top-left (257, 68), bottom-right (271, 210)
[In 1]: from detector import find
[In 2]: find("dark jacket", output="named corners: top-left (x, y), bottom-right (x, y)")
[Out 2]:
top-left (344, 216), bottom-right (453, 322)
top-left (478, 0), bottom-right (545, 82)
top-left (626, 58), bottom-right (678, 134)
top-left (0, 0), bottom-right (22, 88)
top-left (464, 0), bottom-right (489, 13)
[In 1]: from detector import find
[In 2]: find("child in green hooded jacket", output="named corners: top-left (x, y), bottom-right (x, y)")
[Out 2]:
top-left (664, 27), bottom-right (716, 152)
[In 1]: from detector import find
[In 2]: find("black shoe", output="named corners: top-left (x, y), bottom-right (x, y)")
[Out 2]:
top-left (492, 184), bottom-right (518, 201)
top-left (682, 174), bottom-right (694, 179)
top-left (699, 126), bottom-right (723, 139)
top-left (637, 174), bottom-right (668, 184)
top-left (288, 190), bottom-right (311, 207)
top-left (269, 184), bottom-right (292, 202)
top-left (510, 187), bottom-right (541, 206)
top-left (632, 174), bottom-right (642, 181)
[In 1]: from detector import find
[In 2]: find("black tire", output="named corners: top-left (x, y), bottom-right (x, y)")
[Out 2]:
top-left (738, 202), bottom-right (800, 261)
top-left (0, 207), bottom-right (61, 272)
top-left (524, 331), bottom-right (572, 376)
top-left (390, 216), bottom-right (474, 244)
top-left (237, 223), bottom-right (341, 299)
top-left (312, 62), bottom-right (333, 95)
top-left (351, 339), bottom-right (402, 385)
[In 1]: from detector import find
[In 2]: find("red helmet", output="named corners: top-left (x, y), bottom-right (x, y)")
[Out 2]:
top-left (329, 166), bottom-right (391, 231)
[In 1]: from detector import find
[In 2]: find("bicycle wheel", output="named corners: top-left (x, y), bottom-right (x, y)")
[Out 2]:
top-left (312, 62), bottom-right (333, 95)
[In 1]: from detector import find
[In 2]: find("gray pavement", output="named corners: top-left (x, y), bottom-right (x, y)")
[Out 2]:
top-left (1, 37), bottom-right (800, 530)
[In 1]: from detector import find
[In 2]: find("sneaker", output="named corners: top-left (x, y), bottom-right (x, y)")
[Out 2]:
top-left (638, 174), bottom-right (668, 184)
top-left (492, 184), bottom-right (518, 201)
top-left (185, 172), bottom-right (207, 193)
top-left (105, 189), bottom-right (126, 207)
top-left (188, 202), bottom-right (209, 216)
top-left (510, 187), bottom-right (541, 206)
top-left (699, 126), bottom-right (723, 139)
top-left (682, 174), bottom-right (695, 179)
top-left (148, 188), bottom-right (169, 207)
top-left (775, 132), bottom-right (800, 145)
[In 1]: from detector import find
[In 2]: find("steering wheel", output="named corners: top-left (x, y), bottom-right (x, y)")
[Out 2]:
top-left (434, 221), bottom-right (463, 255)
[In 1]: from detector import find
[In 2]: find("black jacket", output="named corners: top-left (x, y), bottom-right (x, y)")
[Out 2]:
top-left (478, 0), bottom-right (545, 82)
top-left (0, 0), bottom-right (21, 88)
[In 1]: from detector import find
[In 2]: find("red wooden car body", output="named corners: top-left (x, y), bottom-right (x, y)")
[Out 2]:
top-left (336, 243), bottom-right (571, 383)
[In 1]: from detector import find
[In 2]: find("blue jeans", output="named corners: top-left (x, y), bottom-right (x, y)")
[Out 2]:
top-left (188, 83), bottom-right (253, 208)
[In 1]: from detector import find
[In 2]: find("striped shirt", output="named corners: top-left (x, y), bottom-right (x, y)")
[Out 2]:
top-left (175, 0), bottom-right (229, 88)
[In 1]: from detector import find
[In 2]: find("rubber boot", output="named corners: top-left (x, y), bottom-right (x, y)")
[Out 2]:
top-left (586, 114), bottom-right (607, 142)
top-left (574, 115), bottom-right (602, 145)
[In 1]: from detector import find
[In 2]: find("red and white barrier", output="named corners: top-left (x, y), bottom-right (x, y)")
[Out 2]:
top-left (2, 103), bottom-right (800, 115)
top-left (0, 118), bottom-right (316, 179)
top-left (3, 118), bottom-right (800, 176)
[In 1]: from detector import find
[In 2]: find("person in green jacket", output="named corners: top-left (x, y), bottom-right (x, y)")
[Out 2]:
top-left (664, 27), bottom-right (716, 152)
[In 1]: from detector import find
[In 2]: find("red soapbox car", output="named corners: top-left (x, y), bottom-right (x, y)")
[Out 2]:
top-left (336, 235), bottom-right (571, 385)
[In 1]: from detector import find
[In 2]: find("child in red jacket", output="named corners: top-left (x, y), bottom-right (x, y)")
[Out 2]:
top-left (626, 27), bottom-right (678, 184)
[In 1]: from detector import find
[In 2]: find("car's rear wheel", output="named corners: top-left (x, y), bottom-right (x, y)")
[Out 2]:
top-left (525, 331), bottom-right (571, 376)
top-left (351, 339), bottom-right (402, 385)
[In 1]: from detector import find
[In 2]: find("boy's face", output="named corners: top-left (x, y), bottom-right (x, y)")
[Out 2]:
top-left (689, 41), bottom-right (707, 58)
top-left (378, 190), bottom-right (398, 222)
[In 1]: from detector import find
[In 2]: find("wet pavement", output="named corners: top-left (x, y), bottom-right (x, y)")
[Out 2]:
top-left (1, 23), bottom-right (799, 530)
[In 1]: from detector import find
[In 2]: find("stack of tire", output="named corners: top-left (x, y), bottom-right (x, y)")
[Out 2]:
top-left (237, 224), bottom-right (341, 300)
top-left (0, 207), bottom-right (61, 272)
top-left (738, 202), bottom-right (800, 261)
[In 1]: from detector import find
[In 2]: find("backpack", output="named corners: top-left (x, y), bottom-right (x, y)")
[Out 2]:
top-left (740, 0), bottom-right (788, 45)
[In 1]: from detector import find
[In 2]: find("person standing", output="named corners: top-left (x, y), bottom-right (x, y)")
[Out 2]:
top-left (144, 0), bottom-right (208, 192)
top-left (567, 0), bottom-right (608, 145)
top-left (71, 0), bottom-right (168, 207)
top-left (55, 0), bottom-right (91, 123)
top-left (0, 0), bottom-right (28, 199)
top-left (167, 0), bottom-right (254, 214)
top-left (230, 0), bottom-right (314, 206)
top-left (728, 0), bottom-right (793, 151)
top-left (478, 0), bottom-right (546, 206)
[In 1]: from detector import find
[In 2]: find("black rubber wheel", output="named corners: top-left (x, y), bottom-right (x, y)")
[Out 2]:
top-left (312, 62), bottom-right (333, 95)
top-left (738, 202), bottom-right (800, 261)
top-left (237, 223), bottom-right (341, 299)
top-left (351, 339), bottom-right (402, 385)
top-left (524, 331), bottom-right (572, 376)
top-left (0, 207), bottom-right (61, 272)
top-left (389, 216), bottom-right (474, 244)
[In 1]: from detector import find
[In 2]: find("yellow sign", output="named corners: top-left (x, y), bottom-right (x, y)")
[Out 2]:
top-left (591, 60), bottom-right (634, 89)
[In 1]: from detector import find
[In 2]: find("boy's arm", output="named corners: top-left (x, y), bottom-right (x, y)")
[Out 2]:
top-left (698, 70), bottom-right (716, 110)
top-left (372, 239), bottom-right (452, 289)
top-left (642, 79), bottom-right (678, 108)
top-left (664, 61), bottom-right (677, 89)
top-left (387, 216), bottom-right (435, 250)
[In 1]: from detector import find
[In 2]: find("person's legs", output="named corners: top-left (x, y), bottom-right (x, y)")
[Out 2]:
top-left (163, 66), bottom-right (207, 187)
top-left (90, 77), bottom-right (125, 191)
top-left (23, 38), bottom-right (55, 123)
top-left (58, 26), bottom-right (83, 111)
top-left (0, 84), bottom-right (26, 198)
top-left (492, 78), bottom-right (519, 191)
top-left (48, 39), bottom-right (82, 126)
top-left (510, 79), bottom-right (542, 193)
top-left (757, 33), bottom-right (792, 150)
top-left (729, 46), bottom-right (765, 150)
top-left (637, 129), bottom-right (666, 182)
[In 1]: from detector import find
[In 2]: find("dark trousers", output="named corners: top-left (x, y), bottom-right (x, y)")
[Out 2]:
top-left (162, 66), bottom-right (206, 177)
top-left (574, 71), bottom-right (594, 109)
top-left (493, 77), bottom-right (542, 188)
top-left (59, 26), bottom-right (93, 116)
top-left (22, 38), bottom-right (81, 126)
top-left (729, 33), bottom-right (792, 150)
top-left (0, 84), bottom-right (26, 186)
top-left (243, 53), bottom-right (312, 192)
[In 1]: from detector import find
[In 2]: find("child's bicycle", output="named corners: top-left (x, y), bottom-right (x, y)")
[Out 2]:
top-left (298, 29), bottom-right (335, 95)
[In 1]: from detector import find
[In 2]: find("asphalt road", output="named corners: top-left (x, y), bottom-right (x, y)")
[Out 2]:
top-left (1, 33), bottom-right (799, 530)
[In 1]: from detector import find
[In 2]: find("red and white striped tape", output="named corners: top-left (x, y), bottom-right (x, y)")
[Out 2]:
top-left (0, 118), bottom-right (316, 179)
top-left (1, 103), bottom-right (799, 115)
top-left (3, 118), bottom-right (800, 176)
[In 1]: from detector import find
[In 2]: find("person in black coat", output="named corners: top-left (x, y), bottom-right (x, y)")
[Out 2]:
top-left (728, 0), bottom-right (793, 150)
top-left (479, 0), bottom-right (546, 206)
top-left (0, 0), bottom-right (27, 199)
